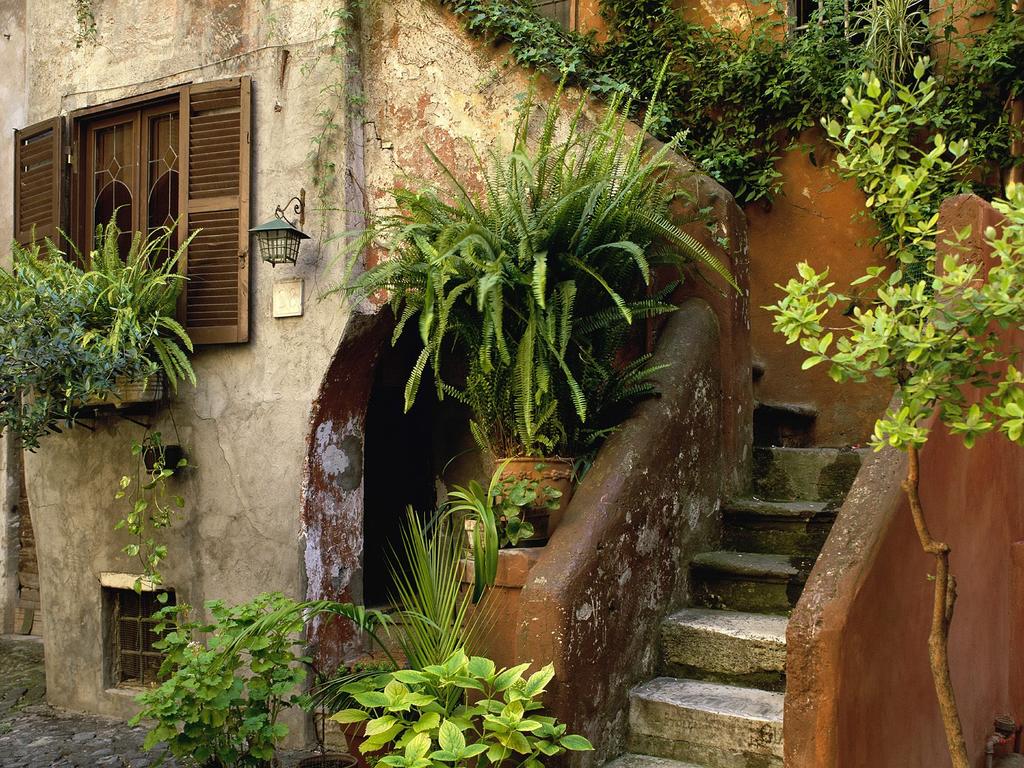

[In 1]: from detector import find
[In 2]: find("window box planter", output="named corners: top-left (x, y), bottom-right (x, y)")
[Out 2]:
top-left (82, 374), bottom-right (166, 409)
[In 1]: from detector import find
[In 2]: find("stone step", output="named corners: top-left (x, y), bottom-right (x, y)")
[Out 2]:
top-left (661, 608), bottom-right (788, 691)
top-left (751, 446), bottom-right (864, 502)
top-left (722, 498), bottom-right (836, 557)
top-left (628, 678), bottom-right (784, 768)
top-left (605, 753), bottom-right (708, 768)
top-left (690, 551), bottom-right (811, 615)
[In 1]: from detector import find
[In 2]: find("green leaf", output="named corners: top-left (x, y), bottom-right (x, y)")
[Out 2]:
top-left (438, 720), bottom-right (466, 753)
top-left (559, 734), bottom-right (594, 751)
top-left (493, 663), bottom-right (530, 692)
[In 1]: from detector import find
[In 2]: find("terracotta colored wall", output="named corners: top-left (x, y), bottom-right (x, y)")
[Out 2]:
top-left (746, 133), bottom-right (892, 446)
top-left (517, 299), bottom-right (730, 767)
top-left (573, 0), bottom-right (1002, 446)
top-left (786, 195), bottom-right (1024, 767)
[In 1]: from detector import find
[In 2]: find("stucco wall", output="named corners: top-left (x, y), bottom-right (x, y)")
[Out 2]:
top-left (0, 0), bottom-right (27, 636)
top-left (13, 0), bottom-right (357, 729)
top-left (746, 132), bottom-right (891, 446)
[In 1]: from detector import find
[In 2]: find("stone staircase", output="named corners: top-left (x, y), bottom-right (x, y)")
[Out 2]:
top-left (609, 446), bottom-right (863, 768)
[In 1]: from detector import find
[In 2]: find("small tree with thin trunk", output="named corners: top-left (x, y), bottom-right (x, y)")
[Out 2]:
top-left (769, 187), bottom-right (1024, 766)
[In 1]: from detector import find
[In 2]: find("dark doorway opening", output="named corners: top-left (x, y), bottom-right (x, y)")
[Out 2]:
top-left (362, 331), bottom-right (439, 607)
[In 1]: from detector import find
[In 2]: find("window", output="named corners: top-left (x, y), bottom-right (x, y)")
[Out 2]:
top-left (82, 104), bottom-right (180, 259)
top-left (793, 0), bottom-right (819, 28)
top-left (104, 587), bottom-right (175, 687)
top-left (533, 0), bottom-right (578, 31)
top-left (13, 77), bottom-right (252, 344)
top-left (793, 0), bottom-right (930, 32)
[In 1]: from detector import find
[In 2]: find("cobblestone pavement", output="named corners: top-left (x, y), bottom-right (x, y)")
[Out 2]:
top-left (0, 636), bottom-right (311, 767)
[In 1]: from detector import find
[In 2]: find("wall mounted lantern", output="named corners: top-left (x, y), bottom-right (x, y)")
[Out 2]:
top-left (249, 189), bottom-right (310, 266)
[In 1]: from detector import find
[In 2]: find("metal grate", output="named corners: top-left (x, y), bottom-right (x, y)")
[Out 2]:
top-left (109, 588), bottom-right (174, 686)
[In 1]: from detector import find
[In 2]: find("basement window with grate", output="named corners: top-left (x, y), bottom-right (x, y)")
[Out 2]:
top-left (105, 587), bottom-right (175, 687)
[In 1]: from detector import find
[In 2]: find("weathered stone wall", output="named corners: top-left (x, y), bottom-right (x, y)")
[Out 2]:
top-left (0, 0), bottom-right (28, 637)
top-left (13, 0), bottom-right (357, 731)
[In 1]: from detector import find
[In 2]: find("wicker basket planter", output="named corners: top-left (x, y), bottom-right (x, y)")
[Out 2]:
top-left (82, 374), bottom-right (166, 409)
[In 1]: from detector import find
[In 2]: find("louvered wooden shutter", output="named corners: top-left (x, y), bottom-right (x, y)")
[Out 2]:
top-left (13, 117), bottom-right (65, 247)
top-left (179, 77), bottom-right (251, 344)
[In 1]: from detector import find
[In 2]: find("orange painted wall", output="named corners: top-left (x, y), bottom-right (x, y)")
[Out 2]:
top-left (746, 133), bottom-right (892, 445)
top-left (784, 195), bottom-right (1024, 768)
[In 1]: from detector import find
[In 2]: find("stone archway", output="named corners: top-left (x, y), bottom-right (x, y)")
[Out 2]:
top-left (300, 307), bottom-right (392, 670)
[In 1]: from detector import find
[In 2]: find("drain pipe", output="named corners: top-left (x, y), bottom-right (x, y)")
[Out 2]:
top-left (987, 715), bottom-right (1023, 768)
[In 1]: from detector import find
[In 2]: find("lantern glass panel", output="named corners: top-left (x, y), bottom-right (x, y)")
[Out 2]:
top-left (257, 229), bottom-right (301, 265)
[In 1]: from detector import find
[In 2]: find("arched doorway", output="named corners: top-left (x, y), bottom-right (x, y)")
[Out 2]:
top-left (300, 307), bottom-right (477, 669)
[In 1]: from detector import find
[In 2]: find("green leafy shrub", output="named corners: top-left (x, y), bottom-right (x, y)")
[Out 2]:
top-left (0, 222), bottom-right (194, 448)
top-left (331, 649), bottom-right (593, 767)
top-left (823, 61), bottom-right (971, 267)
top-left (132, 592), bottom-right (310, 768)
top-left (344, 86), bottom-right (731, 459)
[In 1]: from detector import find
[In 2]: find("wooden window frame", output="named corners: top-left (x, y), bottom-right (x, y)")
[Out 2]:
top-left (63, 76), bottom-right (251, 344)
top-left (532, 0), bottom-right (579, 32)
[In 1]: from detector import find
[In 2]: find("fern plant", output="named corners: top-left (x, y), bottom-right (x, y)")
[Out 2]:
top-left (83, 221), bottom-right (196, 390)
top-left (0, 220), bottom-right (195, 448)
top-left (344, 87), bottom-right (734, 459)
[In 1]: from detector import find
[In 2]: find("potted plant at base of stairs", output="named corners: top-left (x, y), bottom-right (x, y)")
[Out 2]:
top-left (168, 509), bottom-right (594, 768)
top-left (0, 219), bottom-right (196, 449)
top-left (340, 81), bottom-right (735, 554)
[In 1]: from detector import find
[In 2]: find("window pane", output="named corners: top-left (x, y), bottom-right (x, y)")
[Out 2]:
top-left (147, 112), bottom-right (180, 263)
top-left (533, 0), bottom-right (574, 30)
top-left (93, 121), bottom-right (135, 257)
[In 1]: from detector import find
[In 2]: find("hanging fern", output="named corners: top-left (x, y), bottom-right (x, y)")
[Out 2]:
top-left (342, 84), bottom-right (734, 458)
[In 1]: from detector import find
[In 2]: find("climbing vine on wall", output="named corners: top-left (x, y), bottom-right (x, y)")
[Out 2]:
top-left (72, 0), bottom-right (98, 47)
top-left (444, 0), bottom-right (1023, 211)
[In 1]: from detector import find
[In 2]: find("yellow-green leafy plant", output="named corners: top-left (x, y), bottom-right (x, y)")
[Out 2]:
top-left (769, 190), bottom-right (1024, 768)
top-left (331, 649), bottom-right (593, 767)
top-left (823, 61), bottom-right (970, 269)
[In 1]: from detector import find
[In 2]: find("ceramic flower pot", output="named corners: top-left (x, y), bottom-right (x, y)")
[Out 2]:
top-left (496, 457), bottom-right (575, 544)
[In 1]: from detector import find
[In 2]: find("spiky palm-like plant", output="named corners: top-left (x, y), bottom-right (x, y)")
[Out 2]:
top-left (344, 87), bottom-right (734, 458)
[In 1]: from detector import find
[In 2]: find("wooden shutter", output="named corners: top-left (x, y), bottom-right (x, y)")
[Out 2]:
top-left (13, 117), bottom-right (65, 247)
top-left (179, 77), bottom-right (251, 345)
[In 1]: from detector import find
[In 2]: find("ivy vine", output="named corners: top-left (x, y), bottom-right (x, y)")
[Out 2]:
top-left (443, 0), bottom-right (1023, 209)
top-left (72, 0), bottom-right (98, 48)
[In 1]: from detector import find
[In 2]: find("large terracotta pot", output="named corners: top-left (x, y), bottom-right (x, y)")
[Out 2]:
top-left (496, 457), bottom-right (575, 543)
